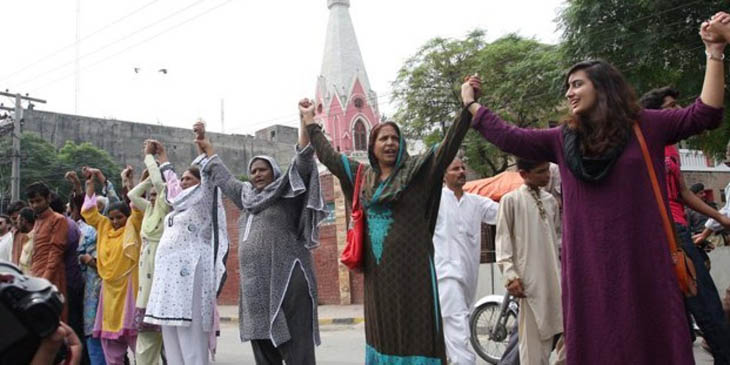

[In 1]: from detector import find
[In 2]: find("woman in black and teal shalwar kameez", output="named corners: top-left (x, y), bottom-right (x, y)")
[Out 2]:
top-left (301, 99), bottom-right (473, 364)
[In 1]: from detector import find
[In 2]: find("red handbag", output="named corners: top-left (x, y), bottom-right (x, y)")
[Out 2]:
top-left (340, 163), bottom-right (365, 271)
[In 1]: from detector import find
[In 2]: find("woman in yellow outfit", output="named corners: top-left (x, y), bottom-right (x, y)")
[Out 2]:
top-left (81, 167), bottom-right (143, 365)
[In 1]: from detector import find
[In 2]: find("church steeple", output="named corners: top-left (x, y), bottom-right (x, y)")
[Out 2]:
top-left (327, 0), bottom-right (349, 9)
top-left (316, 0), bottom-right (379, 154)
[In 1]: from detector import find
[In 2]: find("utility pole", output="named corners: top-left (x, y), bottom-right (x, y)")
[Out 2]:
top-left (74, 0), bottom-right (81, 113)
top-left (220, 98), bottom-right (225, 133)
top-left (0, 91), bottom-right (47, 201)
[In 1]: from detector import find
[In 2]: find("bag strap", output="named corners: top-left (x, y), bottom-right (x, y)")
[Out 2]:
top-left (633, 123), bottom-right (680, 254)
top-left (352, 163), bottom-right (364, 209)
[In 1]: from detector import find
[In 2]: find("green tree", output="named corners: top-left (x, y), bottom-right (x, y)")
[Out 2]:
top-left (57, 140), bottom-right (123, 192)
top-left (558, 0), bottom-right (729, 156)
top-left (0, 133), bottom-right (68, 200)
top-left (392, 31), bottom-right (566, 176)
top-left (0, 134), bottom-right (123, 201)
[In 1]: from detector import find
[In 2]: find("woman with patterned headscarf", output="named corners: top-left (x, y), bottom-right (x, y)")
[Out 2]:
top-left (193, 116), bottom-right (327, 365)
top-left (300, 93), bottom-right (472, 363)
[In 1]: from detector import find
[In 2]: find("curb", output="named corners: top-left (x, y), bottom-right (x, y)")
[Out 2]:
top-left (219, 316), bottom-right (364, 325)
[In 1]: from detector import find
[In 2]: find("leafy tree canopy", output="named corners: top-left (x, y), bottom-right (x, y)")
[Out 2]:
top-left (559, 0), bottom-right (729, 156)
top-left (0, 133), bottom-right (122, 204)
top-left (392, 30), bottom-right (566, 176)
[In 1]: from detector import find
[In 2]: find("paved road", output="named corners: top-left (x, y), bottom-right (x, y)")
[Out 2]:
top-left (211, 322), bottom-right (496, 365)
top-left (211, 322), bottom-right (712, 364)
top-left (125, 321), bottom-right (713, 364)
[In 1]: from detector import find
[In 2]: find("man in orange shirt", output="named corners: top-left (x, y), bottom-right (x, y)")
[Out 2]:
top-left (27, 182), bottom-right (69, 320)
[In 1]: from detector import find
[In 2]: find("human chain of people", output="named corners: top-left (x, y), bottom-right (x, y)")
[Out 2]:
top-left (5, 6), bottom-right (730, 365)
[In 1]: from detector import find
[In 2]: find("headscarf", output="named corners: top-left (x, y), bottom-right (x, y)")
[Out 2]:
top-left (359, 122), bottom-right (437, 207)
top-left (240, 148), bottom-right (328, 249)
top-left (167, 178), bottom-right (229, 296)
top-left (96, 207), bottom-right (140, 283)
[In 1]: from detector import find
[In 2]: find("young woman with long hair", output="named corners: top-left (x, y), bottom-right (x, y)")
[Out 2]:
top-left (463, 15), bottom-right (728, 364)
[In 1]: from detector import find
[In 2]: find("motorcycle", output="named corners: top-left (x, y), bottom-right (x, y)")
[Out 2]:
top-left (469, 291), bottom-right (519, 364)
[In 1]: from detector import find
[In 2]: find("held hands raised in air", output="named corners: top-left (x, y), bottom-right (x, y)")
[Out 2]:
top-left (706, 11), bottom-right (730, 45)
top-left (461, 74), bottom-right (482, 116)
top-left (299, 98), bottom-right (316, 126)
top-left (193, 120), bottom-right (214, 156)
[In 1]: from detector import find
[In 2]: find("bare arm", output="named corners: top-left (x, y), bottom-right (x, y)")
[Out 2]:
top-left (679, 176), bottom-right (729, 227)
top-left (300, 98), bottom-right (358, 195)
top-left (701, 14), bottom-right (728, 108)
top-left (192, 121), bottom-right (247, 209)
top-left (299, 99), bottom-right (311, 148)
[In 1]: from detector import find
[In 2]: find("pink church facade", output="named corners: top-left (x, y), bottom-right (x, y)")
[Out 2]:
top-left (315, 78), bottom-right (379, 154)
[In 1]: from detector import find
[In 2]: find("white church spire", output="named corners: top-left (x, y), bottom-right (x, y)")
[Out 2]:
top-left (316, 0), bottom-right (379, 154)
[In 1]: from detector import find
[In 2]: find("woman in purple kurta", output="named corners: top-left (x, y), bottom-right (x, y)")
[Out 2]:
top-left (460, 20), bottom-right (727, 364)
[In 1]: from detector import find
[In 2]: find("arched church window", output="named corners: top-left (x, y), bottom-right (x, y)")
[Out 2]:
top-left (354, 119), bottom-right (367, 151)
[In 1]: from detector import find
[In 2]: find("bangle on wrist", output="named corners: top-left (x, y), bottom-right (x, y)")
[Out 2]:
top-left (705, 49), bottom-right (725, 61)
top-left (464, 100), bottom-right (478, 109)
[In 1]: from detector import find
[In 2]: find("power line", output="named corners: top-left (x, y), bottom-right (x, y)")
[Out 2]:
top-left (233, 40), bottom-right (707, 134)
top-left (28, 0), bottom-right (232, 92)
top-left (13, 0), bottom-right (211, 89)
top-left (226, 90), bottom-right (398, 133)
top-left (0, 0), bottom-right (161, 83)
top-left (559, 0), bottom-right (704, 41)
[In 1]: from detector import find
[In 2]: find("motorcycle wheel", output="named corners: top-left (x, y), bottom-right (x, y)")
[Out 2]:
top-left (469, 300), bottom-right (517, 364)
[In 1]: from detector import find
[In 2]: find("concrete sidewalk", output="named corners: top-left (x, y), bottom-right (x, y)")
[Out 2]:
top-left (218, 304), bottom-right (364, 326)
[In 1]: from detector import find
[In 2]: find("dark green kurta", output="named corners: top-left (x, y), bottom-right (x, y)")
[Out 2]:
top-left (307, 109), bottom-right (471, 364)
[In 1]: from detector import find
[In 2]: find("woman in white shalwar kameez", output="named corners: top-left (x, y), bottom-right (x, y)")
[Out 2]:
top-left (144, 158), bottom-right (228, 365)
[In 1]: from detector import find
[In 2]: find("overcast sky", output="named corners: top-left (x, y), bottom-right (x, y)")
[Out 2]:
top-left (1, 0), bottom-right (565, 136)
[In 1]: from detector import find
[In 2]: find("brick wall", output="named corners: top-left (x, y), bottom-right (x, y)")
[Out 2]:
top-left (218, 198), bottom-right (241, 305)
top-left (313, 224), bottom-right (340, 304)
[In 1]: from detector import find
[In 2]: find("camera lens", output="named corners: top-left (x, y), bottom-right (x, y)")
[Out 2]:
top-left (24, 298), bottom-right (60, 338)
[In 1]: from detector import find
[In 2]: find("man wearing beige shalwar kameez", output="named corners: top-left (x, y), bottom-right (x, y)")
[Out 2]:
top-left (496, 159), bottom-right (564, 365)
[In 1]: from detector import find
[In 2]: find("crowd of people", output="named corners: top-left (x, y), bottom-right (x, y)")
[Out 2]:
top-left (5, 9), bottom-right (730, 365)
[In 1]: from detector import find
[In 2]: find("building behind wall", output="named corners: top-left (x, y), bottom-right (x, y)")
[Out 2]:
top-left (680, 148), bottom-right (730, 206)
top-left (18, 0), bottom-right (383, 307)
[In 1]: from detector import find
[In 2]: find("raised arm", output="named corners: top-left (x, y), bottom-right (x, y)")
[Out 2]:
top-left (428, 107), bottom-right (473, 182)
top-left (127, 178), bottom-right (151, 212)
top-left (301, 98), bottom-right (358, 194)
top-left (655, 19), bottom-right (727, 144)
top-left (464, 76), bottom-right (559, 162)
top-left (293, 99), bottom-right (319, 180)
top-left (701, 14), bottom-right (728, 108)
top-left (80, 174), bottom-right (108, 231)
top-left (144, 153), bottom-right (165, 196)
top-left (193, 121), bottom-right (248, 209)
top-left (65, 171), bottom-right (85, 212)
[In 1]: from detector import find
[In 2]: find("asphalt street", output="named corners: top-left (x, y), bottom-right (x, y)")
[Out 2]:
top-left (124, 321), bottom-right (713, 364)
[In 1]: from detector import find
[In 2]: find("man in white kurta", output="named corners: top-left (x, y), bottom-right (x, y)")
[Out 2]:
top-left (434, 157), bottom-right (499, 364)
top-left (0, 215), bottom-right (13, 262)
top-left (496, 159), bottom-right (563, 365)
